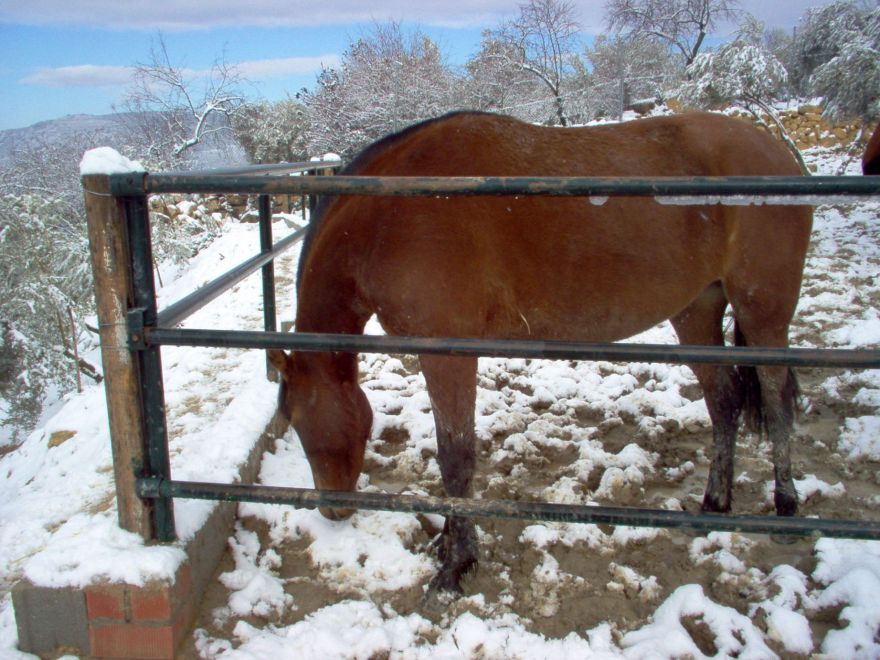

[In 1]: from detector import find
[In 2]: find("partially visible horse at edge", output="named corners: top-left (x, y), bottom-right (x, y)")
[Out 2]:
top-left (268, 111), bottom-right (813, 595)
top-left (864, 121), bottom-right (880, 175)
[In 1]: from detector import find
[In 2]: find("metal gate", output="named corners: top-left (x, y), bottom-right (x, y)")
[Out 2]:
top-left (82, 161), bottom-right (880, 544)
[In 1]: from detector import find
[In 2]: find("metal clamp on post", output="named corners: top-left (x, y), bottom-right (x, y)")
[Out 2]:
top-left (127, 307), bottom-right (148, 351)
top-left (109, 171), bottom-right (148, 197)
top-left (135, 475), bottom-right (164, 500)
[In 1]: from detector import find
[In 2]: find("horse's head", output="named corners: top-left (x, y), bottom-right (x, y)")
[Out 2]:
top-left (268, 349), bottom-right (373, 520)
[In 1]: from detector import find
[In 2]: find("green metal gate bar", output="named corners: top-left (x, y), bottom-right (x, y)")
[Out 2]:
top-left (145, 328), bottom-right (880, 369)
top-left (110, 172), bottom-right (880, 200)
top-left (136, 477), bottom-right (880, 541)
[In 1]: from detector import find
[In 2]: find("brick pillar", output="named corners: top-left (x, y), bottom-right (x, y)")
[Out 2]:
top-left (85, 562), bottom-right (194, 659)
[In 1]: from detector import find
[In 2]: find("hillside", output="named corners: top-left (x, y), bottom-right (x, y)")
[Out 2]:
top-left (0, 112), bottom-right (246, 168)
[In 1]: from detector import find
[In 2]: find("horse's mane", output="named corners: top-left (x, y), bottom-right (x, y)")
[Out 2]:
top-left (296, 111), bottom-right (498, 290)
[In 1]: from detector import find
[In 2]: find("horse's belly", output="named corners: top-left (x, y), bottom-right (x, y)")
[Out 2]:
top-left (500, 272), bottom-right (710, 342)
top-left (365, 200), bottom-right (726, 342)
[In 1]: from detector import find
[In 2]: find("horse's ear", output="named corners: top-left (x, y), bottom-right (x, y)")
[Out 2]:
top-left (267, 349), bottom-right (291, 374)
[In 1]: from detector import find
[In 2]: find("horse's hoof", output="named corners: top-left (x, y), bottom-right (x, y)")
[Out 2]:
top-left (770, 533), bottom-right (799, 545)
top-left (774, 492), bottom-right (798, 518)
top-left (701, 494), bottom-right (731, 514)
top-left (421, 581), bottom-right (457, 614)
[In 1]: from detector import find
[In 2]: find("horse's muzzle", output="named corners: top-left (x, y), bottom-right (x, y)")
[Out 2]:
top-left (319, 506), bottom-right (355, 521)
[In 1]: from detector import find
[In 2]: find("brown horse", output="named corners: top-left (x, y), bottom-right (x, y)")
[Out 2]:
top-left (269, 111), bottom-right (812, 594)
top-left (864, 122), bottom-right (880, 175)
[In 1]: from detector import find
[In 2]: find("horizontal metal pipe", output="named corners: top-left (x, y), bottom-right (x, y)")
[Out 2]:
top-left (144, 328), bottom-right (880, 369)
top-left (136, 477), bottom-right (880, 540)
top-left (136, 174), bottom-right (880, 200)
top-left (165, 160), bottom-right (341, 178)
top-left (157, 226), bottom-right (307, 328)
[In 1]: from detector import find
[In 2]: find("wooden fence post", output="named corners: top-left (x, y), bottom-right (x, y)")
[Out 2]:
top-left (82, 173), bottom-right (152, 540)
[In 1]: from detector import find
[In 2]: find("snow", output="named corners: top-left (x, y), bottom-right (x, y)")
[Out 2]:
top-left (310, 152), bottom-right (342, 163)
top-left (3, 142), bottom-right (880, 658)
top-left (78, 147), bottom-right (145, 175)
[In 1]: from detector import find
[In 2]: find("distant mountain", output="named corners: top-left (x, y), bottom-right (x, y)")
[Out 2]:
top-left (0, 112), bottom-right (246, 168)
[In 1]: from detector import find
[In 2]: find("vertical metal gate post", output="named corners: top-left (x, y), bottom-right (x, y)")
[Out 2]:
top-left (258, 194), bottom-right (278, 382)
top-left (124, 187), bottom-right (177, 541)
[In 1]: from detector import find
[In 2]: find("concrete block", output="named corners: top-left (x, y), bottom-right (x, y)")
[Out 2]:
top-left (12, 581), bottom-right (90, 655)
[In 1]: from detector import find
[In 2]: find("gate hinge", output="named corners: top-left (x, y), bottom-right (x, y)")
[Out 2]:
top-left (127, 307), bottom-right (148, 350)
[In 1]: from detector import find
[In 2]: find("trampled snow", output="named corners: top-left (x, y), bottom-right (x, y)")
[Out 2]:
top-left (3, 142), bottom-right (880, 658)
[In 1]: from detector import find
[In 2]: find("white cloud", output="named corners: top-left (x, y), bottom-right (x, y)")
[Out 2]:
top-left (0, 0), bottom-right (832, 37)
top-left (0, 0), bottom-right (518, 31)
top-left (237, 55), bottom-right (341, 79)
top-left (18, 55), bottom-right (337, 89)
top-left (20, 65), bottom-right (134, 88)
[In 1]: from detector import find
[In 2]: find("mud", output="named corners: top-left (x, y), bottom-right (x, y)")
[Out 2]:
top-left (184, 201), bottom-right (880, 657)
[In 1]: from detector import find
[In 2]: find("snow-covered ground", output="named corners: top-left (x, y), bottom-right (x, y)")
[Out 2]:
top-left (2, 145), bottom-right (879, 658)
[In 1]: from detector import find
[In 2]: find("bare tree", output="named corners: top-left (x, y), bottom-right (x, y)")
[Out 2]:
top-left (605, 0), bottom-right (742, 66)
top-left (488, 0), bottom-right (583, 125)
top-left (118, 34), bottom-right (252, 169)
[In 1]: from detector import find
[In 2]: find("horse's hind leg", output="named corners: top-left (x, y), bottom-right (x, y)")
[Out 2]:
top-left (419, 354), bottom-right (479, 593)
top-left (728, 324), bottom-right (800, 517)
top-left (727, 283), bottom-right (802, 517)
top-left (671, 282), bottom-right (744, 513)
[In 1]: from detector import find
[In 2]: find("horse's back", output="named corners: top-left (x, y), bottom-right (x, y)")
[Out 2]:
top-left (351, 111), bottom-right (801, 178)
top-left (298, 112), bottom-right (811, 342)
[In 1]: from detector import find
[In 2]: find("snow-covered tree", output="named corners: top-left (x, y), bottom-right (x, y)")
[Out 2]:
top-left (677, 38), bottom-right (806, 171)
top-left (791, 1), bottom-right (880, 171)
top-left (586, 34), bottom-right (679, 119)
top-left (0, 193), bottom-right (97, 442)
top-left (789, 1), bottom-right (872, 95)
top-left (459, 31), bottom-right (554, 123)
top-left (233, 99), bottom-right (311, 164)
top-left (605, 0), bottom-right (742, 66)
top-left (302, 22), bottom-right (456, 158)
top-left (485, 0), bottom-right (583, 126)
top-left (802, 4), bottom-right (880, 121)
top-left (117, 34), bottom-right (253, 170)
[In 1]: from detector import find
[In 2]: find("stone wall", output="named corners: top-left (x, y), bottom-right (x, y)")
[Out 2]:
top-left (727, 104), bottom-right (868, 151)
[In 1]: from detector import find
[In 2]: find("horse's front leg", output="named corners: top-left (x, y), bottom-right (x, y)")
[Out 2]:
top-left (419, 355), bottom-right (479, 594)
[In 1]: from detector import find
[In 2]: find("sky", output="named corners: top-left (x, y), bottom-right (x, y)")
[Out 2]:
top-left (0, 0), bottom-right (835, 131)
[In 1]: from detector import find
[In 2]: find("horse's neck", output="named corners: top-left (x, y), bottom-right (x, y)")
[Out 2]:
top-left (295, 264), bottom-right (367, 337)
top-left (294, 276), bottom-right (364, 384)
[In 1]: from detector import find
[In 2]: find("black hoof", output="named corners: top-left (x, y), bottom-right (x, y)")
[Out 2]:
top-left (774, 490), bottom-right (798, 517)
top-left (421, 580), bottom-right (457, 614)
top-left (701, 493), bottom-right (731, 514)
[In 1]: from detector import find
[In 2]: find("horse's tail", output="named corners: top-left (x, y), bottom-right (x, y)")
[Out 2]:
top-left (734, 323), bottom-right (800, 435)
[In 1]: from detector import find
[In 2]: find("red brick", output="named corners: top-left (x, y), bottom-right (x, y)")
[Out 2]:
top-left (130, 563), bottom-right (193, 623)
top-left (85, 586), bottom-right (126, 621)
top-left (89, 621), bottom-right (175, 659)
top-left (130, 587), bottom-right (172, 623)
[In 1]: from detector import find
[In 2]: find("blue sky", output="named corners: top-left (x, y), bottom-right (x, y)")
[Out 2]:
top-left (0, 0), bottom-right (831, 131)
